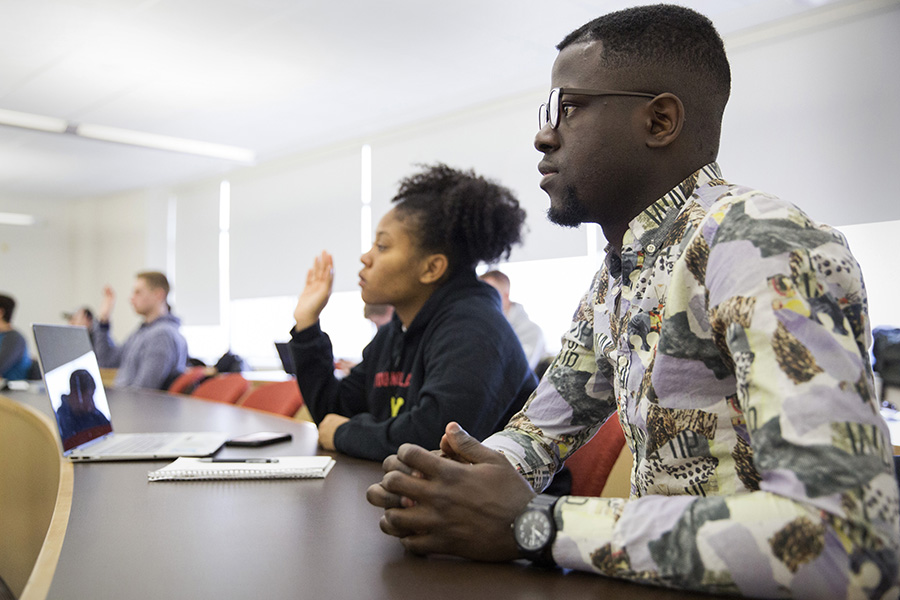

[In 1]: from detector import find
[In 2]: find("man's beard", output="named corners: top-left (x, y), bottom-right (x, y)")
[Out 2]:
top-left (546, 185), bottom-right (587, 228)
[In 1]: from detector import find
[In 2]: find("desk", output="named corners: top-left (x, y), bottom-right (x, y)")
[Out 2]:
top-left (9, 387), bottom-right (724, 600)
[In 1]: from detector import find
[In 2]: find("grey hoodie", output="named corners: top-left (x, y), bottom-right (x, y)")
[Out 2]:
top-left (92, 313), bottom-right (188, 390)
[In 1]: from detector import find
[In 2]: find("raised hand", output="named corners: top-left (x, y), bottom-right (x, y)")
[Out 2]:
top-left (98, 286), bottom-right (116, 323)
top-left (293, 250), bottom-right (335, 332)
top-left (366, 422), bottom-right (535, 562)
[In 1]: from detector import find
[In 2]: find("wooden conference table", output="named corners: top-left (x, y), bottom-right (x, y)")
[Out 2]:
top-left (10, 386), bottom-right (728, 600)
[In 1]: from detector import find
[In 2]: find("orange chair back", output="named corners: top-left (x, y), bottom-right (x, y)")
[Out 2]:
top-left (239, 380), bottom-right (304, 417)
top-left (191, 373), bottom-right (250, 404)
top-left (565, 416), bottom-right (627, 497)
top-left (168, 366), bottom-right (209, 395)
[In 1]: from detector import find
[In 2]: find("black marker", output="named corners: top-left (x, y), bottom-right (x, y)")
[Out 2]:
top-left (198, 458), bottom-right (279, 463)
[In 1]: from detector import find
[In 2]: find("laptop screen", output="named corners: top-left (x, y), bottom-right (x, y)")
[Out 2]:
top-left (33, 324), bottom-right (114, 452)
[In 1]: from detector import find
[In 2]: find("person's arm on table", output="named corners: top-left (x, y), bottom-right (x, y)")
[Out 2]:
top-left (368, 206), bottom-right (900, 597)
top-left (367, 281), bottom-right (611, 558)
top-left (368, 421), bottom-right (536, 562)
top-left (317, 414), bottom-right (350, 451)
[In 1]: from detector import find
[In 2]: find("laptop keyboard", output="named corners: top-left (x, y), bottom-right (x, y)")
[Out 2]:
top-left (95, 434), bottom-right (179, 455)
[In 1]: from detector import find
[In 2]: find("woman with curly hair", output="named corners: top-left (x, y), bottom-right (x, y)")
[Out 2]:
top-left (290, 163), bottom-right (537, 461)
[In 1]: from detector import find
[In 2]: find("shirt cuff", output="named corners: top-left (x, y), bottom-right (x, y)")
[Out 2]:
top-left (289, 321), bottom-right (322, 342)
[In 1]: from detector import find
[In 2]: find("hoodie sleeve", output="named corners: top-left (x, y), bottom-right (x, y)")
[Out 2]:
top-left (91, 321), bottom-right (123, 368)
top-left (289, 322), bottom-right (369, 424)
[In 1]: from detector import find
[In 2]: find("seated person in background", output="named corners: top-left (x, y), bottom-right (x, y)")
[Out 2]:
top-left (480, 270), bottom-right (547, 370)
top-left (335, 303), bottom-right (395, 376)
top-left (364, 303), bottom-right (394, 328)
top-left (367, 6), bottom-right (899, 598)
top-left (55, 368), bottom-right (111, 450)
top-left (65, 306), bottom-right (94, 328)
top-left (0, 293), bottom-right (33, 381)
top-left (290, 163), bottom-right (538, 461)
top-left (92, 271), bottom-right (188, 390)
top-left (65, 306), bottom-right (96, 352)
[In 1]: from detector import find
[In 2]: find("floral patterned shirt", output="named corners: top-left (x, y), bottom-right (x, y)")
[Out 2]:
top-left (484, 163), bottom-right (900, 598)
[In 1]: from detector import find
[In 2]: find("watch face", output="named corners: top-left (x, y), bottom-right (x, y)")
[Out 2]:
top-left (514, 510), bottom-right (553, 552)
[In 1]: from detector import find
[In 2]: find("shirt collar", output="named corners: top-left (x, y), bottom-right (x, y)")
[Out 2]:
top-left (612, 162), bottom-right (722, 257)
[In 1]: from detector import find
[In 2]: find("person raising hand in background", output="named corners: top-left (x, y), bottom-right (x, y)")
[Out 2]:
top-left (290, 163), bottom-right (537, 461)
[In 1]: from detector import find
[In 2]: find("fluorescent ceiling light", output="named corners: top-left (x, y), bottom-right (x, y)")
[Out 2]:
top-left (0, 108), bottom-right (255, 163)
top-left (0, 212), bottom-right (37, 226)
top-left (0, 108), bottom-right (68, 133)
top-left (75, 123), bottom-right (256, 163)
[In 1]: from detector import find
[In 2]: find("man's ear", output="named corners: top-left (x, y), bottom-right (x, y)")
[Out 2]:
top-left (152, 287), bottom-right (168, 305)
top-left (645, 93), bottom-right (684, 148)
top-left (419, 254), bottom-right (449, 285)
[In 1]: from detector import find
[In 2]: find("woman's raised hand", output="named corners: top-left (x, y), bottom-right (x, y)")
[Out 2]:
top-left (293, 250), bottom-right (335, 332)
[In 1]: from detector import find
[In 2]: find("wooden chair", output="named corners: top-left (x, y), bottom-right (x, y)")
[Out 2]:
top-left (238, 380), bottom-right (304, 418)
top-left (191, 373), bottom-right (250, 404)
top-left (0, 395), bottom-right (73, 600)
top-left (167, 366), bottom-right (210, 395)
top-left (98, 368), bottom-right (117, 388)
top-left (565, 416), bottom-right (632, 498)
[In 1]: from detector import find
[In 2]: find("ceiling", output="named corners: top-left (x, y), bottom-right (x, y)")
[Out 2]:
top-left (0, 0), bottom-right (840, 200)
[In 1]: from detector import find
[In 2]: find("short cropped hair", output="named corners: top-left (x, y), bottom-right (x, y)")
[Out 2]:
top-left (137, 271), bottom-right (171, 295)
top-left (0, 294), bottom-right (15, 322)
top-left (559, 4), bottom-right (731, 144)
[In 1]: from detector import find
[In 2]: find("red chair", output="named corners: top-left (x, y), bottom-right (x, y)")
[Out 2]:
top-left (565, 416), bottom-right (629, 497)
top-left (167, 366), bottom-right (210, 395)
top-left (239, 380), bottom-right (304, 418)
top-left (191, 373), bottom-right (250, 404)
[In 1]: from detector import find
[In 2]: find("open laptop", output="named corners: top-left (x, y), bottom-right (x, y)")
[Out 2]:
top-left (33, 323), bottom-right (227, 461)
top-left (274, 341), bottom-right (296, 375)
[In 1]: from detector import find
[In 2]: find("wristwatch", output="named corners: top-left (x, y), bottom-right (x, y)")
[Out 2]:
top-left (512, 494), bottom-right (558, 567)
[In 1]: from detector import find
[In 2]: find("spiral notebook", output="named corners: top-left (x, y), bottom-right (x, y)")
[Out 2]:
top-left (148, 456), bottom-right (335, 481)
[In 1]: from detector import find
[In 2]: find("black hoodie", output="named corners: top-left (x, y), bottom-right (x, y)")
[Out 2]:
top-left (290, 270), bottom-right (537, 461)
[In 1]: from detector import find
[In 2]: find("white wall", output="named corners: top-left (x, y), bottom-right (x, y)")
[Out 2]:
top-left (0, 198), bottom-right (72, 346)
top-left (229, 144), bottom-right (363, 298)
top-left (368, 94), bottom-right (588, 264)
top-left (720, 5), bottom-right (900, 226)
top-left (2, 4), bottom-right (898, 364)
top-left (67, 190), bottom-right (166, 335)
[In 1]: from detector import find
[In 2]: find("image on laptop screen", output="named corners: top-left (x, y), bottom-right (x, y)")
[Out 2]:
top-left (45, 350), bottom-right (113, 452)
top-left (34, 324), bottom-right (229, 461)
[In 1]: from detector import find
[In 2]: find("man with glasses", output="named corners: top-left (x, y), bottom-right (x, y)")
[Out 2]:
top-left (368, 4), bottom-right (898, 598)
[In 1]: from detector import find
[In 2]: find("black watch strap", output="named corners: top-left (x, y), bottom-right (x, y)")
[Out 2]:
top-left (516, 494), bottom-right (558, 568)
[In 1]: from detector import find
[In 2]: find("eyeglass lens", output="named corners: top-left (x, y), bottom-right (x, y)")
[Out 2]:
top-left (538, 88), bottom-right (560, 130)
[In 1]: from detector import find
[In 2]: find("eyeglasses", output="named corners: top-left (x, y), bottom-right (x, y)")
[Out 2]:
top-left (538, 87), bottom-right (658, 130)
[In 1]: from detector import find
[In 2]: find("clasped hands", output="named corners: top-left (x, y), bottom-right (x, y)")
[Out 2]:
top-left (365, 421), bottom-right (535, 562)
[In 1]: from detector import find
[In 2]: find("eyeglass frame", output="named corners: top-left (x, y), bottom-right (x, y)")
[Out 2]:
top-left (538, 87), bottom-right (658, 130)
